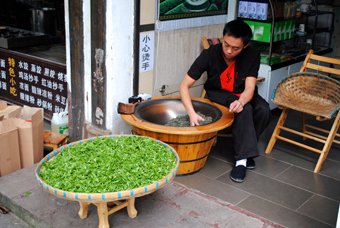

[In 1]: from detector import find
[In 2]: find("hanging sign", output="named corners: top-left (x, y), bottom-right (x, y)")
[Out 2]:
top-left (139, 32), bottom-right (155, 73)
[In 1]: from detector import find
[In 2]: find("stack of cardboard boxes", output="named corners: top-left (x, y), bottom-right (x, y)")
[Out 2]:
top-left (244, 19), bottom-right (296, 65)
top-left (0, 101), bottom-right (43, 177)
top-left (245, 20), bottom-right (296, 43)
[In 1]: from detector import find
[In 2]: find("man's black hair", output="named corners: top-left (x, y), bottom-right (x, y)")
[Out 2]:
top-left (223, 20), bottom-right (252, 46)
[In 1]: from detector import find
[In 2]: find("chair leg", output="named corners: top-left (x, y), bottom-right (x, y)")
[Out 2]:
top-left (265, 108), bottom-right (290, 154)
top-left (314, 111), bottom-right (340, 173)
top-left (302, 112), bottom-right (306, 140)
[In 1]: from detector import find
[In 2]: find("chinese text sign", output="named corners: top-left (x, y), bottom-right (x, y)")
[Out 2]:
top-left (139, 32), bottom-right (155, 73)
top-left (0, 50), bottom-right (67, 119)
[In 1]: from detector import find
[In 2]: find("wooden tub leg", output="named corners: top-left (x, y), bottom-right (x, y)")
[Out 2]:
top-left (127, 197), bottom-right (137, 218)
top-left (96, 202), bottom-right (110, 228)
top-left (78, 202), bottom-right (88, 219)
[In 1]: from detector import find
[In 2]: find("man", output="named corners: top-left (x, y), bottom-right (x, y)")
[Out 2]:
top-left (179, 20), bottom-right (271, 183)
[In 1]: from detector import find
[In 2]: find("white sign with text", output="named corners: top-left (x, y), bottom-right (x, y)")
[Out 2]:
top-left (139, 32), bottom-right (155, 73)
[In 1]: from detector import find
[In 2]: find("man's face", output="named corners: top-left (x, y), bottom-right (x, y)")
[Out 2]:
top-left (222, 34), bottom-right (249, 60)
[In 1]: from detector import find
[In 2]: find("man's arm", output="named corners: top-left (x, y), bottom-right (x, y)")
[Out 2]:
top-left (179, 74), bottom-right (205, 126)
top-left (229, 77), bottom-right (256, 113)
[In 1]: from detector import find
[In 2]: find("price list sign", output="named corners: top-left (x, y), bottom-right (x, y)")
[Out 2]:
top-left (0, 49), bottom-right (67, 119)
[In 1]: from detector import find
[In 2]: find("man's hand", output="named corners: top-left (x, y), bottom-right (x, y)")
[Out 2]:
top-left (229, 100), bottom-right (244, 113)
top-left (189, 112), bottom-right (205, 126)
top-left (180, 74), bottom-right (204, 126)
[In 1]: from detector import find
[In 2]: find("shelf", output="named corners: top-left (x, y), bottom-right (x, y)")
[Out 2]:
top-left (310, 10), bottom-right (334, 16)
top-left (238, 14), bottom-right (310, 23)
top-left (268, 47), bottom-right (333, 70)
top-left (237, 11), bottom-right (333, 24)
top-left (237, 0), bottom-right (334, 67)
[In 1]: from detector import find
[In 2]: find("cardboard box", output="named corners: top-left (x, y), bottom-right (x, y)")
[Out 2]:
top-left (244, 20), bottom-right (255, 40)
top-left (284, 21), bottom-right (290, 40)
top-left (247, 1), bottom-right (257, 19)
top-left (15, 106), bottom-right (44, 168)
top-left (253, 21), bottom-right (271, 43)
top-left (275, 22), bottom-right (285, 42)
top-left (290, 20), bottom-right (296, 39)
top-left (267, 1), bottom-right (284, 18)
top-left (0, 101), bottom-right (22, 119)
top-left (0, 119), bottom-right (21, 177)
top-left (260, 53), bottom-right (282, 65)
top-left (284, 2), bottom-right (298, 18)
top-left (256, 1), bottom-right (268, 20)
top-left (273, 22), bottom-right (280, 42)
top-left (238, 0), bottom-right (248, 18)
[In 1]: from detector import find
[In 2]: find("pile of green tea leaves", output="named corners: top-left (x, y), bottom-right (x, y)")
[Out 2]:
top-left (39, 136), bottom-right (177, 193)
top-left (165, 111), bottom-right (213, 127)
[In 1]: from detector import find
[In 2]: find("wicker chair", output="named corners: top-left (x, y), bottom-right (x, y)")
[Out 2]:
top-left (265, 49), bottom-right (340, 173)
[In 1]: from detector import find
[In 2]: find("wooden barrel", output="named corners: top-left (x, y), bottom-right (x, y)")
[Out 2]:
top-left (121, 96), bottom-right (234, 175)
top-left (131, 127), bottom-right (217, 175)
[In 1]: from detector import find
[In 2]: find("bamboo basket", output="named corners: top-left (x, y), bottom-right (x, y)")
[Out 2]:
top-left (35, 135), bottom-right (180, 228)
top-left (272, 72), bottom-right (340, 119)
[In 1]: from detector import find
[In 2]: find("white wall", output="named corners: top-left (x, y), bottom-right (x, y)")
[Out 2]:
top-left (106, 1), bottom-right (135, 134)
top-left (65, 1), bottom-right (135, 135)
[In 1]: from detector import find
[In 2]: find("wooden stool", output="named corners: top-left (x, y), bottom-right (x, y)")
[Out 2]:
top-left (43, 131), bottom-right (68, 150)
top-left (79, 199), bottom-right (137, 228)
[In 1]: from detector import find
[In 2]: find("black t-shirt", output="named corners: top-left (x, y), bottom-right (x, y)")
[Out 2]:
top-left (187, 43), bottom-right (260, 95)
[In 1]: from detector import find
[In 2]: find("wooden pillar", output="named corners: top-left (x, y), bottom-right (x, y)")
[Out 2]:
top-left (91, 0), bottom-right (107, 129)
top-left (69, 0), bottom-right (85, 141)
top-left (133, 0), bottom-right (140, 96)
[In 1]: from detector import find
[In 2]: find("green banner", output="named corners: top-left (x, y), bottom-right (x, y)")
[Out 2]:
top-left (159, 0), bottom-right (228, 21)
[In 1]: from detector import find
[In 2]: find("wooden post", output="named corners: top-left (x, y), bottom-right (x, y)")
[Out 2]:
top-left (69, 0), bottom-right (85, 141)
top-left (91, 0), bottom-right (107, 129)
top-left (133, 0), bottom-right (140, 96)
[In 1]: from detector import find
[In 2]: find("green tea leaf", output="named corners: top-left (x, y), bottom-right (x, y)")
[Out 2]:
top-left (39, 136), bottom-right (177, 193)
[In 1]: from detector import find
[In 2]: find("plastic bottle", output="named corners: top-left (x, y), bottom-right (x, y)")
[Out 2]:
top-left (51, 111), bottom-right (69, 136)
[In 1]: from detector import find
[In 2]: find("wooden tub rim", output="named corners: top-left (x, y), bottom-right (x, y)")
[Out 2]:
top-left (121, 96), bottom-right (234, 135)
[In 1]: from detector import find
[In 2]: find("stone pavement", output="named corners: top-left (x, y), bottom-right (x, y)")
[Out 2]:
top-left (0, 212), bottom-right (29, 228)
top-left (0, 164), bottom-right (285, 228)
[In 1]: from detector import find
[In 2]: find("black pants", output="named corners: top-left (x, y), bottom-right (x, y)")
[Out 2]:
top-left (207, 89), bottom-right (272, 160)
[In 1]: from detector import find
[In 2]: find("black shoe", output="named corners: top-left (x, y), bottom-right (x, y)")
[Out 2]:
top-left (230, 165), bottom-right (246, 183)
top-left (247, 158), bottom-right (255, 170)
